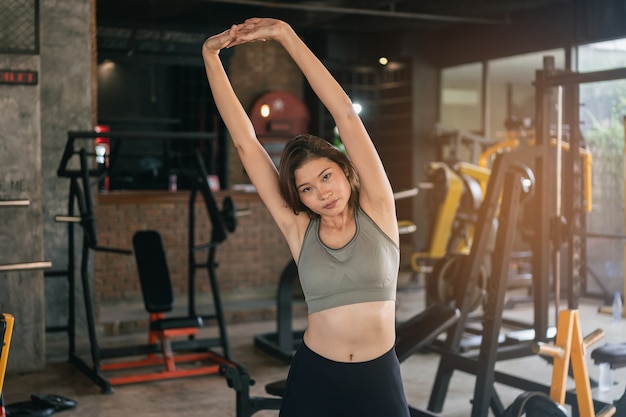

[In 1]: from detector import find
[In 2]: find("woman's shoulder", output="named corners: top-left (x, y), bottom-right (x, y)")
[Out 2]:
top-left (283, 212), bottom-right (313, 263)
top-left (357, 201), bottom-right (399, 246)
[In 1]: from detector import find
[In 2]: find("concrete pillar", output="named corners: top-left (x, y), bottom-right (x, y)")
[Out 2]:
top-left (0, 0), bottom-right (95, 371)
top-left (0, 52), bottom-right (45, 371)
top-left (40, 0), bottom-right (96, 338)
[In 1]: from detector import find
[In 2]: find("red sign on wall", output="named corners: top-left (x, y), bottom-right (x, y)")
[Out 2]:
top-left (0, 69), bottom-right (38, 85)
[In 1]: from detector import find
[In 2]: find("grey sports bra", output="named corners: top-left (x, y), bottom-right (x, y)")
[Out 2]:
top-left (297, 207), bottom-right (399, 314)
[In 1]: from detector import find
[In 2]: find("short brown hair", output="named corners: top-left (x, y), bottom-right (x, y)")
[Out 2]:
top-left (278, 134), bottom-right (359, 218)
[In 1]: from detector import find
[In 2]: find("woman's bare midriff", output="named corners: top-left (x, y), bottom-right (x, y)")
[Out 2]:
top-left (303, 300), bottom-right (397, 363)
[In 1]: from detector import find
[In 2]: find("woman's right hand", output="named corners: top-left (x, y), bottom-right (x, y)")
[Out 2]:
top-left (202, 25), bottom-right (238, 55)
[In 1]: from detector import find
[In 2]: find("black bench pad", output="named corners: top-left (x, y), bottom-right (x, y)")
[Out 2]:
top-left (591, 343), bottom-right (626, 369)
top-left (395, 304), bottom-right (460, 362)
top-left (149, 316), bottom-right (203, 331)
top-left (265, 379), bottom-right (287, 397)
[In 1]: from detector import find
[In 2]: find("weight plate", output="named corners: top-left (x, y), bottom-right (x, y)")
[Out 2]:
top-left (5, 401), bottom-right (55, 417)
top-left (31, 393), bottom-right (77, 411)
top-left (502, 391), bottom-right (570, 417)
top-left (427, 254), bottom-right (487, 311)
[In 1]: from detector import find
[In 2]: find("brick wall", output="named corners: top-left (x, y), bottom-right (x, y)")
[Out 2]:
top-left (94, 190), bottom-right (296, 332)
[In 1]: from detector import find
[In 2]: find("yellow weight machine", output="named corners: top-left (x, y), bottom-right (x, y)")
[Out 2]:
top-left (409, 125), bottom-right (593, 310)
top-left (410, 161), bottom-right (490, 274)
top-left (0, 313), bottom-right (15, 417)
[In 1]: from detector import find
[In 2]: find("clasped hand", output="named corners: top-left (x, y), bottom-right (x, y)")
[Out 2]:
top-left (203, 17), bottom-right (288, 54)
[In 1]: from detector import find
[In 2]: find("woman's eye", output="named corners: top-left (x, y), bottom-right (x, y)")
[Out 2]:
top-left (323, 173), bottom-right (331, 180)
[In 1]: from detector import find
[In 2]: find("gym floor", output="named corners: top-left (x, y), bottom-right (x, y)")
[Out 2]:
top-left (3, 280), bottom-right (625, 417)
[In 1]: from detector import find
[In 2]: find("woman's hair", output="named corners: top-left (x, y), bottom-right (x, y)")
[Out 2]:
top-left (278, 134), bottom-right (359, 218)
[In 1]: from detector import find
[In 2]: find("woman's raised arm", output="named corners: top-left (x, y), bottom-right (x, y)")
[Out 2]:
top-left (202, 26), bottom-right (303, 245)
top-left (235, 18), bottom-right (398, 239)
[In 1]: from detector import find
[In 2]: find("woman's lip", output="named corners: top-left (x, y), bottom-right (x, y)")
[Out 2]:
top-left (324, 199), bottom-right (338, 209)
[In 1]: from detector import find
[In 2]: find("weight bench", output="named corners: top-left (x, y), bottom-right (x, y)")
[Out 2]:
top-left (100, 230), bottom-right (230, 385)
top-left (591, 343), bottom-right (626, 370)
top-left (221, 304), bottom-right (460, 417)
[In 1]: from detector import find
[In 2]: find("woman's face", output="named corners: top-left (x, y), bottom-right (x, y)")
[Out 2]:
top-left (294, 157), bottom-right (351, 216)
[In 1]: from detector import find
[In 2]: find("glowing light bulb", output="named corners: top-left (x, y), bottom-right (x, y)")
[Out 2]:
top-left (260, 104), bottom-right (270, 117)
top-left (378, 56), bottom-right (389, 66)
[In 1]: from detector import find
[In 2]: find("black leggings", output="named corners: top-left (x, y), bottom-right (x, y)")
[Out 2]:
top-left (279, 342), bottom-right (410, 417)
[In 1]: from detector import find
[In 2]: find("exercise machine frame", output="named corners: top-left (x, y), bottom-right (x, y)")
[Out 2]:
top-left (55, 131), bottom-right (234, 392)
top-left (253, 259), bottom-right (303, 363)
top-left (424, 57), bottom-right (626, 417)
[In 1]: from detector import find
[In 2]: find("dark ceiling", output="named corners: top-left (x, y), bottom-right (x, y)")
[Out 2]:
top-left (97, 0), bottom-right (571, 35)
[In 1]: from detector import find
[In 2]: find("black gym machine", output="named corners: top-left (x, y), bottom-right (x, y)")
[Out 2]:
top-left (52, 130), bottom-right (238, 392)
top-left (424, 57), bottom-right (626, 417)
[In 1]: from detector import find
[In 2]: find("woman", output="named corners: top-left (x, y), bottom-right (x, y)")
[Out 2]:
top-left (202, 18), bottom-right (410, 417)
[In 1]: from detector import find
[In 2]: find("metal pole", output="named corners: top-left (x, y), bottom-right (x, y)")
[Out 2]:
top-left (204, 0), bottom-right (508, 24)
top-left (554, 85), bottom-right (563, 325)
